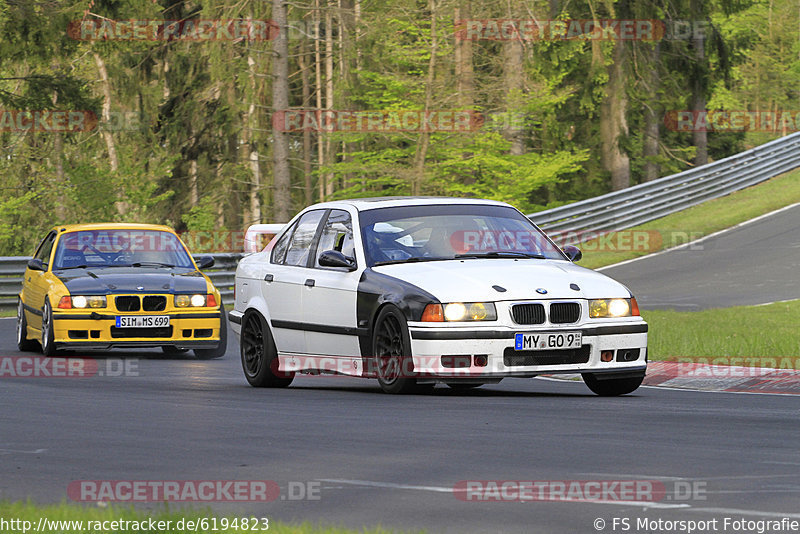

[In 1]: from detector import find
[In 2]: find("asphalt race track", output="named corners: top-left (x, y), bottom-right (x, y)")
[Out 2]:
top-left (601, 203), bottom-right (800, 310)
top-left (1, 319), bottom-right (799, 534)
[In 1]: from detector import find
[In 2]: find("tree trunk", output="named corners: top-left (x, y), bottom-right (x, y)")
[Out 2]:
top-left (642, 43), bottom-right (661, 182)
top-left (454, 0), bottom-right (474, 108)
top-left (324, 2), bottom-right (335, 198)
top-left (189, 158), bottom-right (198, 208)
top-left (51, 90), bottom-right (65, 220)
top-left (691, 0), bottom-right (708, 166)
top-left (600, 40), bottom-right (631, 191)
top-left (272, 0), bottom-right (292, 222)
top-left (503, 9), bottom-right (525, 156)
top-left (93, 51), bottom-right (126, 214)
top-left (313, 0), bottom-right (326, 202)
top-left (246, 51), bottom-right (262, 224)
top-left (412, 0), bottom-right (437, 196)
top-left (299, 35), bottom-right (314, 206)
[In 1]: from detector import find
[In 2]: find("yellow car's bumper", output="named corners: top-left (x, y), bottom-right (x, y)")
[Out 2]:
top-left (50, 309), bottom-right (223, 350)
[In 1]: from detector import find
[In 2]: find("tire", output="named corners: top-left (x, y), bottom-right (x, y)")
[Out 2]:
top-left (16, 300), bottom-right (38, 352)
top-left (582, 372), bottom-right (645, 396)
top-left (161, 346), bottom-right (189, 356)
top-left (240, 311), bottom-right (294, 387)
top-left (40, 297), bottom-right (58, 357)
top-left (372, 305), bottom-right (420, 394)
top-left (194, 303), bottom-right (228, 360)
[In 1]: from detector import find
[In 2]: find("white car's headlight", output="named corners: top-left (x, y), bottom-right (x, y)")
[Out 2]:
top-left (589, 298), bottom-right (639, 318)
top-left (422, 302), bottom-right (497, 322)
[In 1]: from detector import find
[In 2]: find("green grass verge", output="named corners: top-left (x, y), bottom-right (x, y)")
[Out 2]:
top-left (642, 300), bottom-right (800, 363)
top-left (0, 309), bottom-right (15, 317)
top-left (577, 167), bottom-right (800, 269)
top-left (0, 501), bottom-right (416, 534)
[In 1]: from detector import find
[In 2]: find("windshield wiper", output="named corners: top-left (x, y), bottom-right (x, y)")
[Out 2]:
top-left (55, 265), bottom-right (89, 270)
top-left (130, 261), bottom-right (175, 268)
top-left (454, 251), bottom-right (546, 259)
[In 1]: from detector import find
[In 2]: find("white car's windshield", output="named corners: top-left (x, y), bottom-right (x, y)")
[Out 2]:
top-left (52, 229), bottom-right (195, 269)
top-left (360, 204), bottom-right (565, 266)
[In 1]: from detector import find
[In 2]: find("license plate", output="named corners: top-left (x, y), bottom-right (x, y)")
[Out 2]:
top-left (115, 316), bottom-right (170, 328)
top-left (514, 331), bottom-right (582, 351)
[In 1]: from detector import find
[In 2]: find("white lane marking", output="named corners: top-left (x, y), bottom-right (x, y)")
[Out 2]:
top-left (576, 472), bottom-right (687, 481)
top-left (0, 317), bottom-right (16, 320)
top-left (318, 478), bottom-right (690, 509)
top-left (753, 297), bottom-right (800, 307)
top-left (0, 448), bottom-right (47, 455)
top-left (639, 384), bottom-right (800, 397)
top-left (688, 507), bottom-right (800, 519)
top-left (540, 375), bottom-right (800, 397)
top-left (321, 478), bottom-right (800, 518)
top-left (597, 201), bottom-right (800, 271)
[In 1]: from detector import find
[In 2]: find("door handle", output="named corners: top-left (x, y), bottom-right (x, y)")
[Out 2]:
top-left (304, 279), bottom-right (315, 287)
top-left (264, 274), bottom-right (274, 282)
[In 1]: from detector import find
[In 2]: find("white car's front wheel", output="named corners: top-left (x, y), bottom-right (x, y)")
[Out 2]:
top-left (582, 372), bottom-right (645, 396)
top-left (372, 306), bottom-right (423, 394)
top-left (240, 311), bottom-right (294, 388)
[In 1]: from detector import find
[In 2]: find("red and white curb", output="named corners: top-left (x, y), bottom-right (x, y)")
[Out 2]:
top-left (642, 361), bottom-right (800, 395)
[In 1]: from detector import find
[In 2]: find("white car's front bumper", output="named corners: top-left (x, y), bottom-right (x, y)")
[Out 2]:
top-left (407, 320), bottom-right (647, 378)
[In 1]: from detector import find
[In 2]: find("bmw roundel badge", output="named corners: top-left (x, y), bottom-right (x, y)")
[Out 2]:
top-left (536, 288), bottom-right (548, 295)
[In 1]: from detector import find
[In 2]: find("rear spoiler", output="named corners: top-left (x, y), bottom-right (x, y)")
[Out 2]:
top-left (244, 224), bottom-right (285, 254)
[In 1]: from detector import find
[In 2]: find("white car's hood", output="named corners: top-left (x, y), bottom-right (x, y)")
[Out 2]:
top-left (372, 259), bottom-right (632, 302)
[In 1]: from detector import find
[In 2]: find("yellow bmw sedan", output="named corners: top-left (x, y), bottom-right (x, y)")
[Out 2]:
top-left (16, 223), bottom-right (226, 358)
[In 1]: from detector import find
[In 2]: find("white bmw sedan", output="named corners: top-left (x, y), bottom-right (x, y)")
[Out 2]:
top-left (229, 197), bottom-right (647, 395)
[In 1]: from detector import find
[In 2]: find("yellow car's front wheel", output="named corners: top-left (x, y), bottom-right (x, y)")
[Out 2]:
top-left (16, 300), bottom-right (38, 352)
top-left (40, 298), bottom-right (58, 357)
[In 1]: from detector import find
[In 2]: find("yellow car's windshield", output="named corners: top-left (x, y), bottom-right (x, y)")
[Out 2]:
top-left (52, 230), bottom-right (195, 270)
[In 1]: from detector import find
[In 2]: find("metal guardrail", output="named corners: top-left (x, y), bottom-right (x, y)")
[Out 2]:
top-left (528, 131), bottom-right (800, 238)
top-left (0, 253), bottom-right (243, 313)
top-left (3, 132), bottom-right (800, 311)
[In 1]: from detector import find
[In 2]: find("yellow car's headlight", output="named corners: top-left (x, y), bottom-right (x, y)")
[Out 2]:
top-left (422, 302), bottom-right (497, 322)
top-left (68, 295), bottom-right (107, 309)
top-left (175, 294), bottom-right (210, 307)
top-left (589, 298), bottom-right (638, 318)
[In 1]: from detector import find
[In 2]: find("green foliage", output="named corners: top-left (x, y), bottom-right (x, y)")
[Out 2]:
top-left (182, 196), bottom-right (219, 231)
top-left (0, 0), bottom-right (797, 254)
